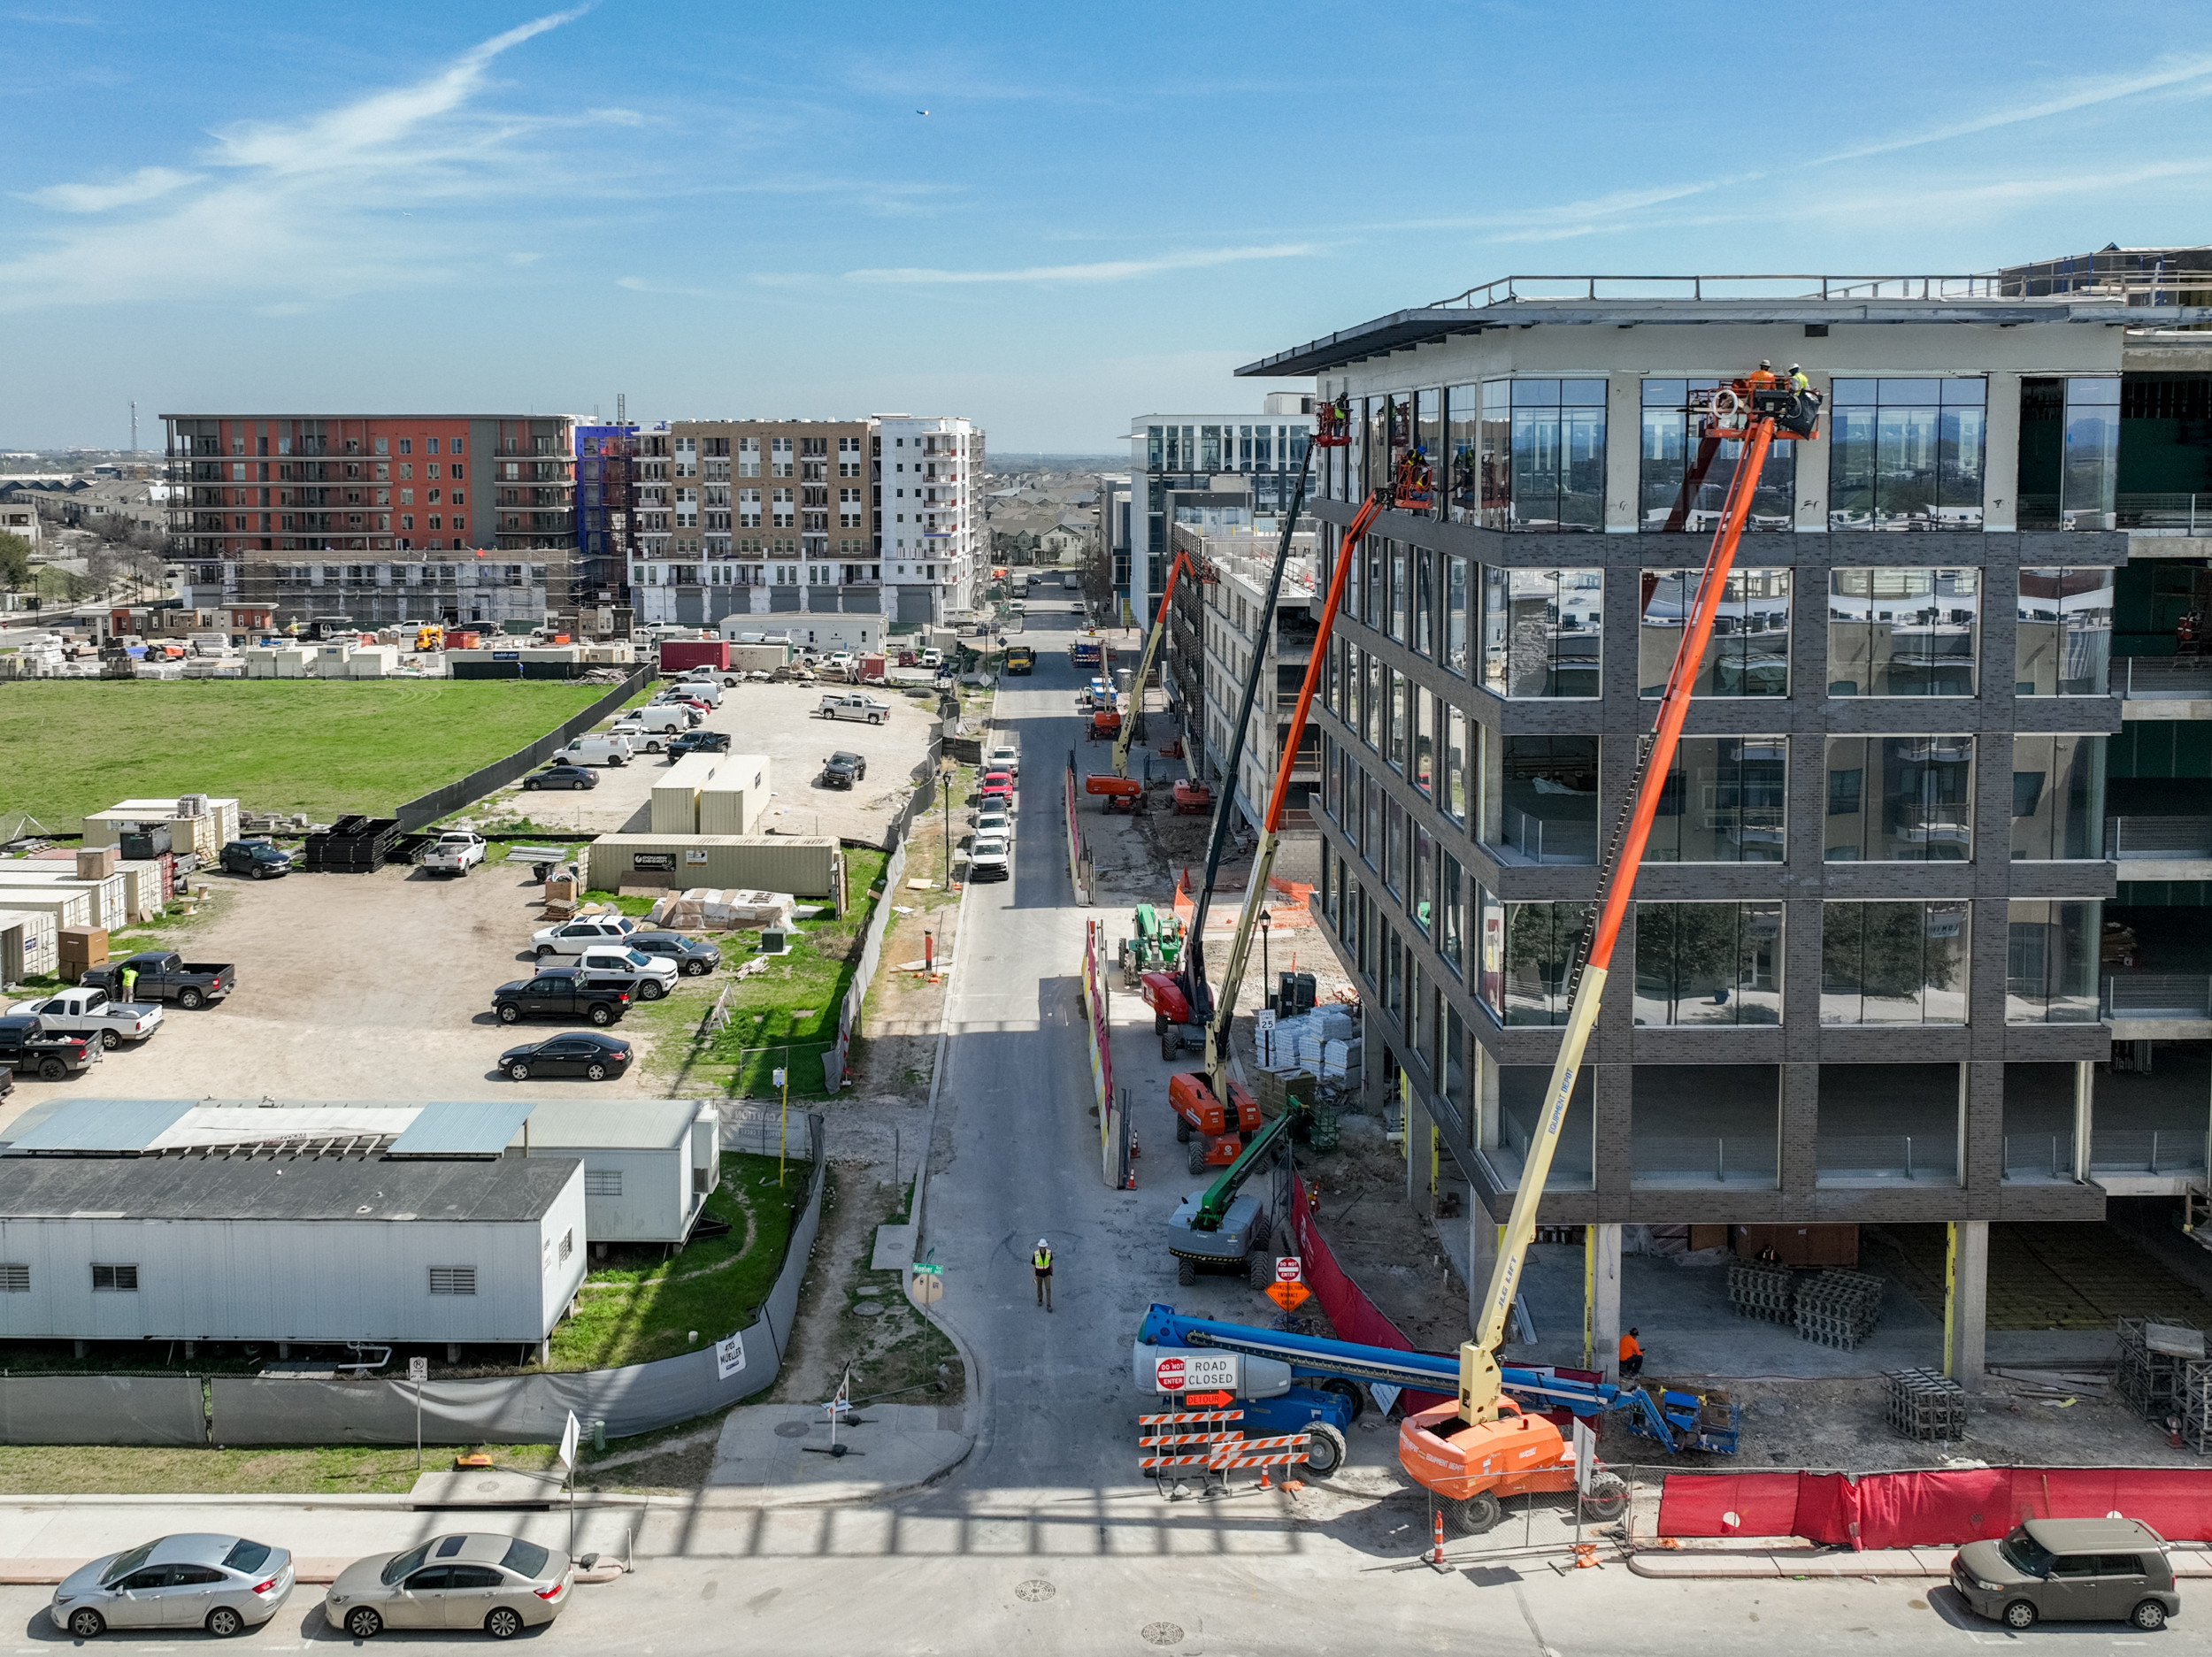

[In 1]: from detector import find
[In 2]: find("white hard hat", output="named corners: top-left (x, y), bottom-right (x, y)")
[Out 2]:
top-left (1037, 1239), bottom-right (1048, 1248)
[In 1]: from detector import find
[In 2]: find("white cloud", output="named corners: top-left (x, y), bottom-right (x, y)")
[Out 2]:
top-left (507, 251), bottom-right (544, 265)
top-left (845, 244), bottom-right (1320, 285)
top-left (24, 166), bottom-right (202, 213)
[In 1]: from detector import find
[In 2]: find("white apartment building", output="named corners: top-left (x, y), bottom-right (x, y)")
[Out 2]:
top-left (626, 413), bottom-right (985, 627)
top-left (1122, 395), bottom-right (1314, 627)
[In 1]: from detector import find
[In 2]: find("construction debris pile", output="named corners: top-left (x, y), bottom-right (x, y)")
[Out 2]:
top-left (1254, 1004), bottom-right (1361, 1082)
top-left (1884, 1367), bottom-right (1967, 1441)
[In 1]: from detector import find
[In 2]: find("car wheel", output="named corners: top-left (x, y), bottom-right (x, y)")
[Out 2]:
top-left (508, 1062), bottom-right (531, 1080)
top-left (37, 1058), bottom-right (65, 1081)
top-left (345, 1606), bottom-right (384, 1639)
top-left (67, 1607), bottom-right (104, 1638)
top-left (2131, 1599), bottom-right (2168, 1631)
top-left (100, 1029), bottom-right (120, 1051)
top-left (205, 1604), bottom-right (244, 1638)
top-left (681, 959), bottom-right (709, 976)
top-left (572, 781), bottom-right (586, 791)
top-left (639, 981), bottom-right (665, 1001)
top-left (178, 987), bottom-right (204, 1010)
top-left (588, 1004), bottom-right (616, 1026)
top-left (535, 944), bottom-right (556, 958)
top-left (485, 1607), bottom-right (525, 1639)
top-left (497, 1005), bottom-right (522, 1024)
top-left (585, 1062), bottom-right (608, 1081)
top-left (1301, 1423), bottom-right (1348, 1477)
top-left (2002, 1600), bottom-right (2037, 1630)
top-left (524, 780), bottom-right (540, 791)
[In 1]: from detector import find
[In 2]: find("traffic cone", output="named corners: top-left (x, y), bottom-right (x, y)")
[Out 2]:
top-left (1429, 1507), bottom-right (1447, 1569)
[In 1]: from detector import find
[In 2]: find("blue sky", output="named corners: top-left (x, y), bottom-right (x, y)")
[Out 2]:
top-left (4, 1), bottom-right (2211, 453)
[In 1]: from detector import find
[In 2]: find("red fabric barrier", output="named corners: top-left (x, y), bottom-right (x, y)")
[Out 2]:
top-left (1655, 1472), bottom-right (1804, 1538)
top-left (1659, 1467), bottom-right (2212, 1549)
top-left (1287, 1177), bottom-right (1450, 1411)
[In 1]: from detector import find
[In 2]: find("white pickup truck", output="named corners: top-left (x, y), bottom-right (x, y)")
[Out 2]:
top-left (420, 831), bottom-right (489, 877)
top-left (6, 986), bottom-right (163, 1050)
top-left (817, 693), bottom-right (889, 725)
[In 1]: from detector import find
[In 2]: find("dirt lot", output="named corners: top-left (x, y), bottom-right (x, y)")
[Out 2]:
top-left (0, 858), bottom-right (680, 1121)
top-left (468, 679), bottom-right (946, 847)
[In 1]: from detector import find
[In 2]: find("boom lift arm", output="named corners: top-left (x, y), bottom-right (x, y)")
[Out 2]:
top-left (1108, 550), bottom-right (1195, 781)
top-left (1423, 380), bottom-right (1819, 1457)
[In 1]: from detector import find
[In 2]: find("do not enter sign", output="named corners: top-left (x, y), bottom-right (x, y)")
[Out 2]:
top-left (1275, 1257), bottom-right (1303, 1283)
top-left (1156, 1356), bottom-right (1186, 1390)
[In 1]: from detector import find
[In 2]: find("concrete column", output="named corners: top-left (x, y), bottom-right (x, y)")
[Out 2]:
top-left (1984, 372), bottom-right (2022, 531)
top-left (1587, 1223), bottom-right (1623, 1381)
top-left (1406, 1082), bottom-right (1434, 1218)
top-left (1469, 1208), bottom-right (1498, 1337)
top-left (2074, 1061), bottom-right (2095, 1182)
top-left (1795, 373), bottom-right (1832, 533)
top-left (1604, 373), bottom-right (1641, 533)
top-left (1945, 1219), bottom-right (1989, 1392)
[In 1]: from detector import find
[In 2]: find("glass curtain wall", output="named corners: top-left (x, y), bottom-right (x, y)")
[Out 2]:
top-left (1640, 379), bottom-right (1796, 531)
top-left (1445, 555), bottom-right (1471, 675)
top-left (1824, 736), bottom-right (1976, 862)
top-left (1497, 735), bottom-right (1600, 864)
top-left (1483, 567), bottom-right (1603, 697)
top-left (1448, 384), bottom-right (1481, 524)
top-left (1827, 567), bottom-right (1981, 695)
top-left (1632, 901), bottom-right (1784, 1025)
top-left (2010, 734), bottom-right (2107, 860)
top-left (2016, 567), bottom-right (2115, 694)
top-left (1645, 736), bottom-right (1788, 862)
top-left (1480, 380), bottom-right (1605, 531)
top-left (1639, 567), bottom-right (1792, 696)
top-left (1828, 378), bottom-right (1987, 529)
top-left (1480, 892), bottom-right (1586, 1025)
top-left (1820, 901), bottom-right (1970, 1024)
top-left (2017, 378), bottom-right (2122, 530)
top-left (2006, 900), bottom-right (2101, 1024)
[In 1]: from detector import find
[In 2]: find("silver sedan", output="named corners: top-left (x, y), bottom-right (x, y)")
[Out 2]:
top-left (50, 1533), bottom-right (294, 1638)
top-left (326, 1532), bottom-right (573, 1639)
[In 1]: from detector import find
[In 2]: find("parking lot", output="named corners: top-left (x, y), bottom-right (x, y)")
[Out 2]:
top-left (472, 677), bottom-right (942, 845)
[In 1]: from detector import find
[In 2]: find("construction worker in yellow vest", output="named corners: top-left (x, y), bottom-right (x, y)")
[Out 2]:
top-left (1032, 1239), bottom-right (1054, 1311)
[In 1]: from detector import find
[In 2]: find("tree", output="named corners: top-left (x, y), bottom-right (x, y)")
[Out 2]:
top-left (0, 531), bottom-right (30, 591)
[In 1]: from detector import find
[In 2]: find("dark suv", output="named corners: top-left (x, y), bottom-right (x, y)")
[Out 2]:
top-left (219, 840), bottom-right (291, 879)
top-left (491, 969), bottom-right (635, 1027)
top-left (669, 729), bottom-right (733, 757)
top-left (626, 932), bottom-right (722, 976)
top-left (821, 751), bottom-right (867, 789)
top-left (0, 1016), bottom-right (99, 1081)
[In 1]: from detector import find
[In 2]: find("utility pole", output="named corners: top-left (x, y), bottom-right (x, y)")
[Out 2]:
top-left (129, 401), bottom-right (137, 455)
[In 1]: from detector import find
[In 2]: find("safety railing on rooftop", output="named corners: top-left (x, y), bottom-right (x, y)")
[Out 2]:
top-left (1814, 1134), bottom-right (1960, 1182)
top-left (1428, 274), bottom-right (2006, 309)
top-left (1630, 1137), bottom-right (1779, 1187)
top-left (2088, 1129), bottom-right (2208, 1178)
top-left (2002, 1132), bottom-right (2078, 1182)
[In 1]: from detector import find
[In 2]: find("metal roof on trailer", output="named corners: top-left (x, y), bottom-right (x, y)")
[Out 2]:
top-left (7, 1099), bottom-right (196, 1155)
top-left (514, 1099), bottom-right (702, 1151)
top-left (0, 1152), bottom-right (580, 1223)
top-left (387, 1100), bottom-right (539, 1159)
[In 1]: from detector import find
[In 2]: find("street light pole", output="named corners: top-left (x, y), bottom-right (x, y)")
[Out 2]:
top-left (1259, 909), bottom-right (1272, 1012)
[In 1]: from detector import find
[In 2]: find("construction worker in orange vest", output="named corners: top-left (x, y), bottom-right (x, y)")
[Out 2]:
top-left (1618, 1328), bottom-right (1645, 1379)
top-left (1747, 359), bottom-right (1778, 390)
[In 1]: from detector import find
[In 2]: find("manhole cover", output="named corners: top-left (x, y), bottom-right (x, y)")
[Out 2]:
top-left (773, 1421), bottom-right (812, 1438)
top-left (1015, 1579), bottom-right (1055, 1602)
top-left (854, 1301), bottom-right (886, 1317)
top-left (1140, 1623), bottom-right (1185, 1646)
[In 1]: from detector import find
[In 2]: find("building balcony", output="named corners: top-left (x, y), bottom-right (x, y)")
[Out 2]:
top-left (2106, 814), bottom-right (2212, 878)
top-left (2101, 972), bottom-right (2212, 1038)
top-left (2115, 492), bottom-right (2212, 535)
top-left (2111, 656), bottom-right (2212, 709)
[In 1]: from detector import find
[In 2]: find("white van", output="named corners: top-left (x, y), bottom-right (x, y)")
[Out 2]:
top-left (550, 734), bottom-right (634, 767)
top-left (632, 703), bottom-right (697, 734)
top-left (661, 678), bottom-right (724, 709)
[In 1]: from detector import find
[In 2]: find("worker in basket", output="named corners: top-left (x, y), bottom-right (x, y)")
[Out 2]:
top-left (1393, 446), bottom-right (1434, 510)
top-left (1315, 393), bottom-right (1352, 447)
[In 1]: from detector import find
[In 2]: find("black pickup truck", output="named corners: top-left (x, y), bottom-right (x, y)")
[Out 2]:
top-left (80, 950), bottom-right (236, 1009)
top-left (492, 968), bottom-right (639, 1028)
top-left (0, 1016), bottom-right (101, 1081)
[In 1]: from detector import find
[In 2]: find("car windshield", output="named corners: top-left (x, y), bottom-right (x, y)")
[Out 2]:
top-left (624, 950), bottom-right (655, 968)
top-left (1999, 1528), bottom-right (2055, 1576)
top-left (500, 1538), bottom-right (551, 1579)
top-left (222, 1540), bottom-right (273, 1574)
top-left (380, 1544), bottom-right (432, 1586)
top-left (101, 1544), bottom-right (155, 1585)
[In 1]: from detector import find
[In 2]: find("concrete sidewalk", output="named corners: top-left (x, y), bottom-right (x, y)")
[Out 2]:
top-left (1628, 1539), bottom-right (2212, 1580)
top-left (705, 1400), bottom-right (972, 1505)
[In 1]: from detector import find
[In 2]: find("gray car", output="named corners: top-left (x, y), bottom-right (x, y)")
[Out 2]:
top-left (1952, 1516), bottom-right (2180, 1630)
top-left (50, 1533), bottom-right (294, 1638)
top-left (326, 1532), bottom-right (573, 1640)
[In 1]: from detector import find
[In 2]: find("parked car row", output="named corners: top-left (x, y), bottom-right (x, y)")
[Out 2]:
top-left (0, 949), bottom-right (227, 1083)
top-left (490, 917), bottom-right (722, 1081)
top-left (50, 1529), bottom-right (575, 1641)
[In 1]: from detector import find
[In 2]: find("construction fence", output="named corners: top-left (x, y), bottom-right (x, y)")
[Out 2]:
top-left (394, 665), bottom-right (652, 831)
top-left (0, 1109), bottom-right (825, 1448)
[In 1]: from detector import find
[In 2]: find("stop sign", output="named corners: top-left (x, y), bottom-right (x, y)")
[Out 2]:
top-left (1276, 1257), bottom-right (1302, 1283)
top-left (1156, 1355), bottom-right (1186, 1391)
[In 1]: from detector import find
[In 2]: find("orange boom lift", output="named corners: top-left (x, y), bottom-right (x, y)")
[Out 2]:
top-left (1396, 374), bottom-right (1821, 1523)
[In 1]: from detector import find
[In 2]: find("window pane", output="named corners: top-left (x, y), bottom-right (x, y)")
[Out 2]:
top-left (1445, 706), bottom-right (1471, 825)
top-left (1413, 688), bottom-right (1435, 796)
top-left (1502, 899), bottom-right (1583, 1024)
top-left (2016, 568), bottom-right (2113, 694)
top-left (2007, 900), bottom-right (2101, 1023)
top-left (1831, 380), bottom-right (1984, 528)
top-left (1479, 381), bottom-right (1511, 528)
top-left (1448, 384), bottom-right (1480, 525)
top-left (1413, 825), bottom-right (1435, 932)
top-left (1826, 567), bottom-right (1979, 696)
top-left (1639, 379), bottom-right (1796, 532)
top-left (1440, 854), bottom-right (1464, 974)
top-left (1486, 567), bottom-right (1603, 698)
top-left (2010, 733), bottom-right (2106, 860)
top-left (1820, 901), bottom-right (1970, 1024)
top-left (1497, 735), bottom-right (1598, 864)
top-left (1632, 901), bottom-right (1783, 1025)
top-left (1823, 736), bottom-right (1975, 863)
top-left (1445, 555), bottom-right (1471, 675)
top-left (1414, 547), bottom-right (1435, 657)
top-left (1639, 567), bottom-right (1791, 697)
top-left (1645, 736), bottom-right (1787, 863)
top-left (1389, 541), bottom-right (1409, 643)
top-left (1387, 670), bottom-right (1409, 771)
top-left (1386, 795), bottom-right (1407, 895)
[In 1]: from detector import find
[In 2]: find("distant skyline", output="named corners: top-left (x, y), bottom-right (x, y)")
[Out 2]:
top-left (5, 2), bottom-right (2212, 450)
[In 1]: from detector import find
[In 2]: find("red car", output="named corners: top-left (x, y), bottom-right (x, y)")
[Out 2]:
top-left (979, 770), bottom-right (1015, 806)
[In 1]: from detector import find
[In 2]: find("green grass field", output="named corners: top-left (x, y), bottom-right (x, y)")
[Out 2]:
top-left (0, 679), bottom-right (620, 832)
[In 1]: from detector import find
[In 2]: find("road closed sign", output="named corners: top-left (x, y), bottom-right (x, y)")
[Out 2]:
top-left (1276, 1257), bottom-right (1303, 1283)
top-left (1146, 1350), bottom-right (1240, 1394)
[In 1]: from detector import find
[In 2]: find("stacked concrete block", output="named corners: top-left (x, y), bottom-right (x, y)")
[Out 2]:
top-left (1793, 1269), bottom-right (1885, 1350)
top-left (1727, 1258), bottom-right (1797, 1325)
top-left (1884, 1367), bottom-right (1967, 1441)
